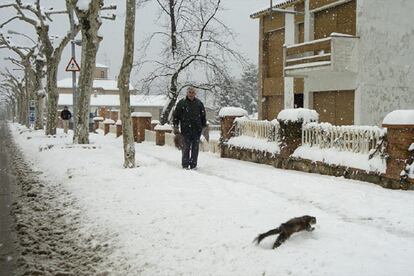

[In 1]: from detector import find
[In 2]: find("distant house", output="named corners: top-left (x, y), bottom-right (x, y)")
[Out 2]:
top-left (251, 0), bottom-right (414, 126)
top-left (57, 64), bottom-right (168, 120)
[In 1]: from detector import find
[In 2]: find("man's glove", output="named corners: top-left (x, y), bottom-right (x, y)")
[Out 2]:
top-left (202, 126), bottom-right (209, 142)
top-left (173, 126), bottom-right (180, 135)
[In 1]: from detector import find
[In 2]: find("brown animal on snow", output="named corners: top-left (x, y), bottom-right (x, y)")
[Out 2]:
top-left (253, 215), bottom-right (317, 249)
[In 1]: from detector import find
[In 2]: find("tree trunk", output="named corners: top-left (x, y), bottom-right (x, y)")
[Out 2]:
top-left (160, 72), bottom-right (179, 125)
top-left (45, 61), bottom-right (59, 135)
top-left (34, 61), bottom-right (45, 130)
top-left (73, 0), bottom-right (103, 144)
top-left (34, 94), bottom-right (44, 130)
top-left (118, 0), bottom-right (136, 168)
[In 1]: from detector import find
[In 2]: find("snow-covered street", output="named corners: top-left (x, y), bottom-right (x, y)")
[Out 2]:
top-left (10, 123), bottom-right (414, 276)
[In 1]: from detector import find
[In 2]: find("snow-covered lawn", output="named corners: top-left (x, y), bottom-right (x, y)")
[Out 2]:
top-left (11, 123), bottom-right (414, 276)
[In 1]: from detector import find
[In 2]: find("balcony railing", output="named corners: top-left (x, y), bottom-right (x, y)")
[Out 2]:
top-left (283, 33), bottom-right (358, 77)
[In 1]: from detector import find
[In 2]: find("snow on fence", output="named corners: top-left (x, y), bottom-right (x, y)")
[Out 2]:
top-left (234, 117), bottom-right (279, 142)
top-left (302, 122), bottom-right (386, 154)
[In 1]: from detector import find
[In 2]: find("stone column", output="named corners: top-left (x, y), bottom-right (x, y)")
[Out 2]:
top-left (116, 120), bottom-right (122, 138)
top-left (103, 119), bottom-right (115, 135)
top-left (93, 117), bottom-right (104, 131)
top-left (131, 112), bottom-right (152, 143)
top-left (219, 107), bottom-right (248, 141)
top-left (155, 124), bottom-right (172, 146)
top-left (382, 123), bottom-right (414, 183)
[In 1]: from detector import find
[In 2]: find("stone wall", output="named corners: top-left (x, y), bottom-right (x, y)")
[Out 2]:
top-left (221, 145), bottom-right (413, 190)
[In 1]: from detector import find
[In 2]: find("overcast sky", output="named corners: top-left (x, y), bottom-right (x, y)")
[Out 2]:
top-left (0, 0), bottom-right (270, 86)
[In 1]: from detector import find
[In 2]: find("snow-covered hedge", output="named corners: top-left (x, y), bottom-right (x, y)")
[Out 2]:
top-left (277, 108), bottom-right (318, 123)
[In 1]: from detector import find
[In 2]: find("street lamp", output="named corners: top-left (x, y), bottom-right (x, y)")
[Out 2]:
top-left (7, 30), bottom-right (36, 45)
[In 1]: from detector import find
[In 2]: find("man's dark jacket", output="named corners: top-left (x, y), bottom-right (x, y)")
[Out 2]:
top-left (173, 97), bottom-right (207, 138)
top-left (61, 109), bottom-right (72, 120)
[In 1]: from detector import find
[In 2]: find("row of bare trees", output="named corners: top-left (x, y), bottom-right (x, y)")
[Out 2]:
top-left (0, 0), bottom-right (248, 168)
top-left (0, 0), bottom-right (137, 166)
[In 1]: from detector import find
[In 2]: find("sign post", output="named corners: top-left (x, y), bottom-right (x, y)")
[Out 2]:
top-left (65, 56), bottom-right (80, 132)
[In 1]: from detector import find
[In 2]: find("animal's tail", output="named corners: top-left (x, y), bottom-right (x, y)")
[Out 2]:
top-left (253, 227), bottom-right (281, 244)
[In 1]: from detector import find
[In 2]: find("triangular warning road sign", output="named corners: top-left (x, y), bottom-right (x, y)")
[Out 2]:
top-left (65, 57), bottom-right (81, 72)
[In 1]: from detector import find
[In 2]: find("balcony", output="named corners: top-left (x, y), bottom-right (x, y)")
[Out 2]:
top-left (283, 33), bottom-right (359, 77)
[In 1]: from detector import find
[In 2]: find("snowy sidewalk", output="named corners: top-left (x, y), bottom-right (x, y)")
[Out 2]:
top-left (10, 124), bottom-right (414, 276)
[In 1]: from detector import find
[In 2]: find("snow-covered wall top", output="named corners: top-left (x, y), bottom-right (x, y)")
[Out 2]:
top-left (93, 117), bottom-right (104, 121)
top-left (154, 124), bottom-right (173, 131)
top-left (131, 112), bottom-right (152, 118)
top-left (151, 120), bottom-right (160, 124)
top-left (219, 107), bottom-right (248, 118)
top-left (355, 0), bottom-right (414, 126)
top-left (277, 108), bottom-right (318, 123)
top-left (382, 110), bottom-right (414, 125)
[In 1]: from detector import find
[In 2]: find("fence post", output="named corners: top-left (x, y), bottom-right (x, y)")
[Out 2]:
top-left (131, 112), bottom-right (152, 143)
top-left (383, 110), bottom-right (414, 187)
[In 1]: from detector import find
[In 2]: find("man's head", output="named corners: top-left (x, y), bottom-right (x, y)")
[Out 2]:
top-left (64, 106), bottom-right (68, 110)
top-left (186, 87), bottom-right (196, 101)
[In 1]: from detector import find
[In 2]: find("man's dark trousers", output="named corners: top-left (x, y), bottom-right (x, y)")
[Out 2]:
top-left (182, 135), bottom-right (200, 169)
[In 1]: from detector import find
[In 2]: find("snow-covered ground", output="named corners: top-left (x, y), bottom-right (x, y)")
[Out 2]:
top-left (10, 123), bottom-right (414, 276)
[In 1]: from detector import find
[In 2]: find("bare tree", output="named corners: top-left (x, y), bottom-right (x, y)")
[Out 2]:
top-left (117, 0), bottom-right (137, 167)
top-left (0, 0), bottom-right (80, 135)
top-left (0, 69), bottom-right (24, 123)
top-left (0, 33), bottom-right (38, 127)
top-left (138, 0), bottom-right (245, 124)
top-left (69, 0), bottom-right (116, 144)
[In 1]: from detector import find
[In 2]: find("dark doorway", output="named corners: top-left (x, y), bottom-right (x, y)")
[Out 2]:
top-left (294, 93), bottom-right (304, 108)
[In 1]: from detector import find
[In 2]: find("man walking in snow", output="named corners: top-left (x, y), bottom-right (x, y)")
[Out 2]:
top-left (60, 106), bottom-right (72, 134)
top-left (173, 87), bottom-right (207, 170)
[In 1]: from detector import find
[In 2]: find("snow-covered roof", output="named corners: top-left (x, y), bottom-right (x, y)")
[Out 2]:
top-left (58, 94), bottom-right (168, 107)
top-left (383, 110), bottom-right (414, 126)
top-left (57, 77), bottom-right (133, 91)
top-left (277, 108), bottom-right (319, 123)
top-left (250, 0), bottom-right (300, 19)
